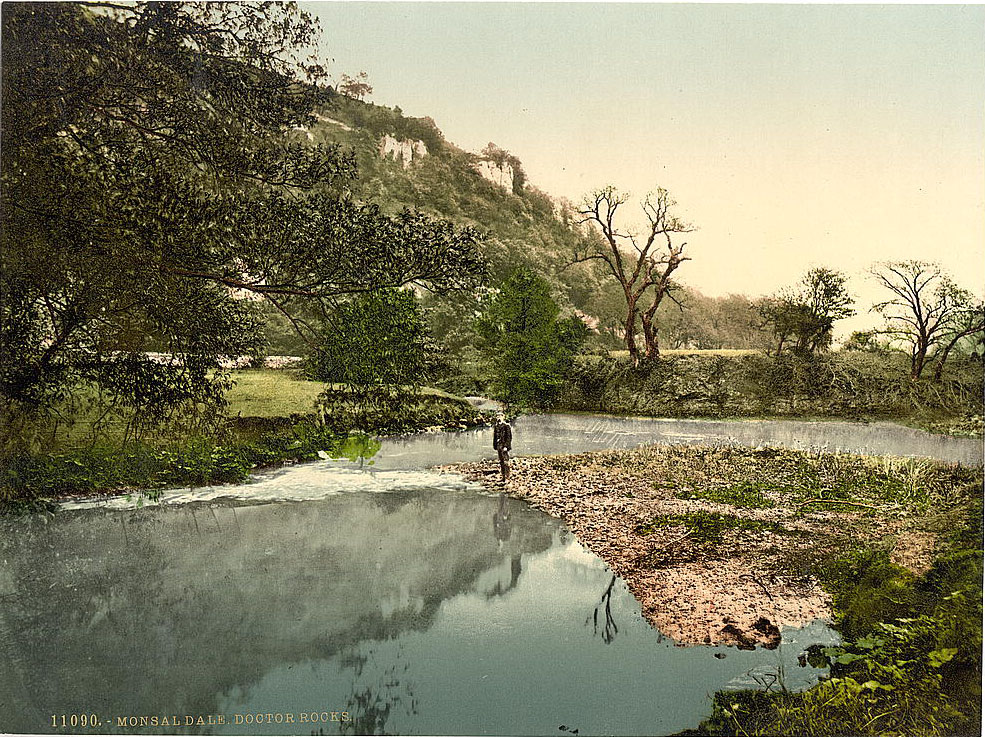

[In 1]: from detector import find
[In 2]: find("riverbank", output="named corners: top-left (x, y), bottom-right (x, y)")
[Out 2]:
top-left (450, 443), bottom-right (983, 735)
top-left (449, 445), bottom-right (980, 648)
top-left (558, 352), bottom-right (984, 438)
top-left (0, 370), bottom-right (496, 512)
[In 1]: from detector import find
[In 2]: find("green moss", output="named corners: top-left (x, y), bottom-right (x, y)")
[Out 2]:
top-left (675, 481), bottom-right (776, 508)
top-left (818, 548), bottom-right (918, 639)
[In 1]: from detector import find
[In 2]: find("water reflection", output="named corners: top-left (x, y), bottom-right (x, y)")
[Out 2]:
top-left (587, 575), bottom-right (620, 645)
top-left (0, 491), bottom-right (552, 734)
top-left (0, 489), bottom-right (837, 736)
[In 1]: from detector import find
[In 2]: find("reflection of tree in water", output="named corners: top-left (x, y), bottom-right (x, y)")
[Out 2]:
top-left (339, 645), bottom-right (416, 736)
top-left (0, 490), bottom-right (557, 732)
top-left (484, 555), bottom-right (523, 599)
top-left (587, 575), bottom-right (619, 644)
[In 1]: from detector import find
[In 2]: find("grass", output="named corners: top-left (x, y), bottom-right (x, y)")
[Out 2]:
top-left (634, 511), bottom-right (791, 545)
top-left (674, 480), bottom-right (776, 508)
top-left (227, 369), bottom-right (466, 418)
top-left (1, 370), bottom-right (492, 508)
top-left (226, 369), bottom-right (327, 418)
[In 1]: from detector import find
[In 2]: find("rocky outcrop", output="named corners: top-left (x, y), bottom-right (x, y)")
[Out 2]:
top-left (473, 159), bottom-right (515, 191)
top-left (379, 134), bottom-right (427, 168)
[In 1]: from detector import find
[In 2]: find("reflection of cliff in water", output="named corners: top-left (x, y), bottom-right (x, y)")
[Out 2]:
top-left (0, 490), bottom-right (555, 732)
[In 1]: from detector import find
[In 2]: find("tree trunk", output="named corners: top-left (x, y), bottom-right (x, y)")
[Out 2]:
top-left (640, 313), bottom-right (660, 361)
top-left (911, 345), bottom-right (927, 380)
top-left (623, 299), bottom-right (639, 365)
top-left (931, 349), bottom-right (949, 382)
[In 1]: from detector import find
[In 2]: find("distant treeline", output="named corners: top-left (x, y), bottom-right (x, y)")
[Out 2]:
top-left (559, 352), bottom-right (984, 422)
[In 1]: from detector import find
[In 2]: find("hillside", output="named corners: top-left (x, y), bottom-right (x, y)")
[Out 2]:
top-left (287, 93), bottom-right (623, 318)
top-left (252, 90), bottom-right (776, 360)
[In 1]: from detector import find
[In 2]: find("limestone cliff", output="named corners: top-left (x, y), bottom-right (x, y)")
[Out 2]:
top-left (473, 159), bottom-right (515, 191)
top-left (378, 134), bottom-right (428, 168)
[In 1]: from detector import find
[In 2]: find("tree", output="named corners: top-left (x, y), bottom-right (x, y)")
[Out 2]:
top-left (0, 3), bottom-right (484, 442)
top-left (872, 261), bottom-right (984, 380)
top-left (309, 289), bottom-right (433, 389)
top-left (654, 288), bottom-right (768, 350)
top-left (758, 268), bottom-right (854, 356)
top-left (338, 71), bottom-right (373, 101)
top-left (572, 187), bottom-right (693, 364)
top-left (308, 289), bottom-right (435, 430)
top-left (476, 269), bottom-right (587, 409)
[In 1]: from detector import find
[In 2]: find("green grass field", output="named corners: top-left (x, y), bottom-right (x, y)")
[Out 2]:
top-left (225, 370), bottom-right (327, 418)
top-left (41, 370), bottom-right (471, 449)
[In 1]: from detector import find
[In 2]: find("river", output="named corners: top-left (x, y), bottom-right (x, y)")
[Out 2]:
top-left (0, 415), bottom-right (978, 736)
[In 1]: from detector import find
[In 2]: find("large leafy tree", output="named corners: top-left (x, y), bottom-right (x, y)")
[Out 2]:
top-left (0, 2), bottom-right (484, 440)
top-left (307, 288), bottom-right (436, 431)
top-left (476, 268), bottom-right (587, 409)
top-left (309, 289), bottom-right (433, 389)
top-left (758, 267), bottom-right (854, 356)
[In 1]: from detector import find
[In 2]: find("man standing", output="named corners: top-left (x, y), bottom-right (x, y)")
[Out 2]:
top-left (493, 413), bottom-right (512, 482)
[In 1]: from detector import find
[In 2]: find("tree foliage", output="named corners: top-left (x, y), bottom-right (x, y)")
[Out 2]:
top-left (654, 288), bottom-right (769, 351)
top-left (308, 289), bottom-right (433, 389)
top-left (307, 288), bottom-right (437, 431)
top-left (0, 2), bottom-right (485, 443)
top-left (573, 187), bottom-right (693, 364)
top-left (338, 71), bottom-right (373, 101)
top-left (758, 268), bottom-right (854, 356)
top-left (476, 269), bottom-right (587, 409)
top-left (871, 261), bottom-right (984, 380)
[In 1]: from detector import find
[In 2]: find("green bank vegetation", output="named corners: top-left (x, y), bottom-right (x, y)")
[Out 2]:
top-left (559, 351), bottom-right (983, 433)
top-left (695, 510), bottom-right (983, 737)
top-left (0, 369), bottom-right (490, 512)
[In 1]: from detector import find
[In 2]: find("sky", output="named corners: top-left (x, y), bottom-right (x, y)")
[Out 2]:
top-left (305, 2), bottom-right (984, 328)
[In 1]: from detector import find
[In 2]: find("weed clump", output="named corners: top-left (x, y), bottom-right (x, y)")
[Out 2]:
top-left (675, 481), bottom-right (776, 508)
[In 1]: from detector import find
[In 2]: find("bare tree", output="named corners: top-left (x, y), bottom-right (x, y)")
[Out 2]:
top-left (572, 187), bottom-right (693, 363)
top-left (931, 298), bottom-right (985, 381)
top-left (871, 261), bottom-right (984, 380)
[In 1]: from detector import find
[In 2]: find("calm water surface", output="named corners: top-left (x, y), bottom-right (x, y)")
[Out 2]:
top-left (1, 490), bottom-right (835, 736)
top-left (4, 414), bottom-right (975, 735)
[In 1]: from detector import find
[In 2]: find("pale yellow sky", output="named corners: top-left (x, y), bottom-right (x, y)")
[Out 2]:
top-left (308, 3), bottom-right (984, 331)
